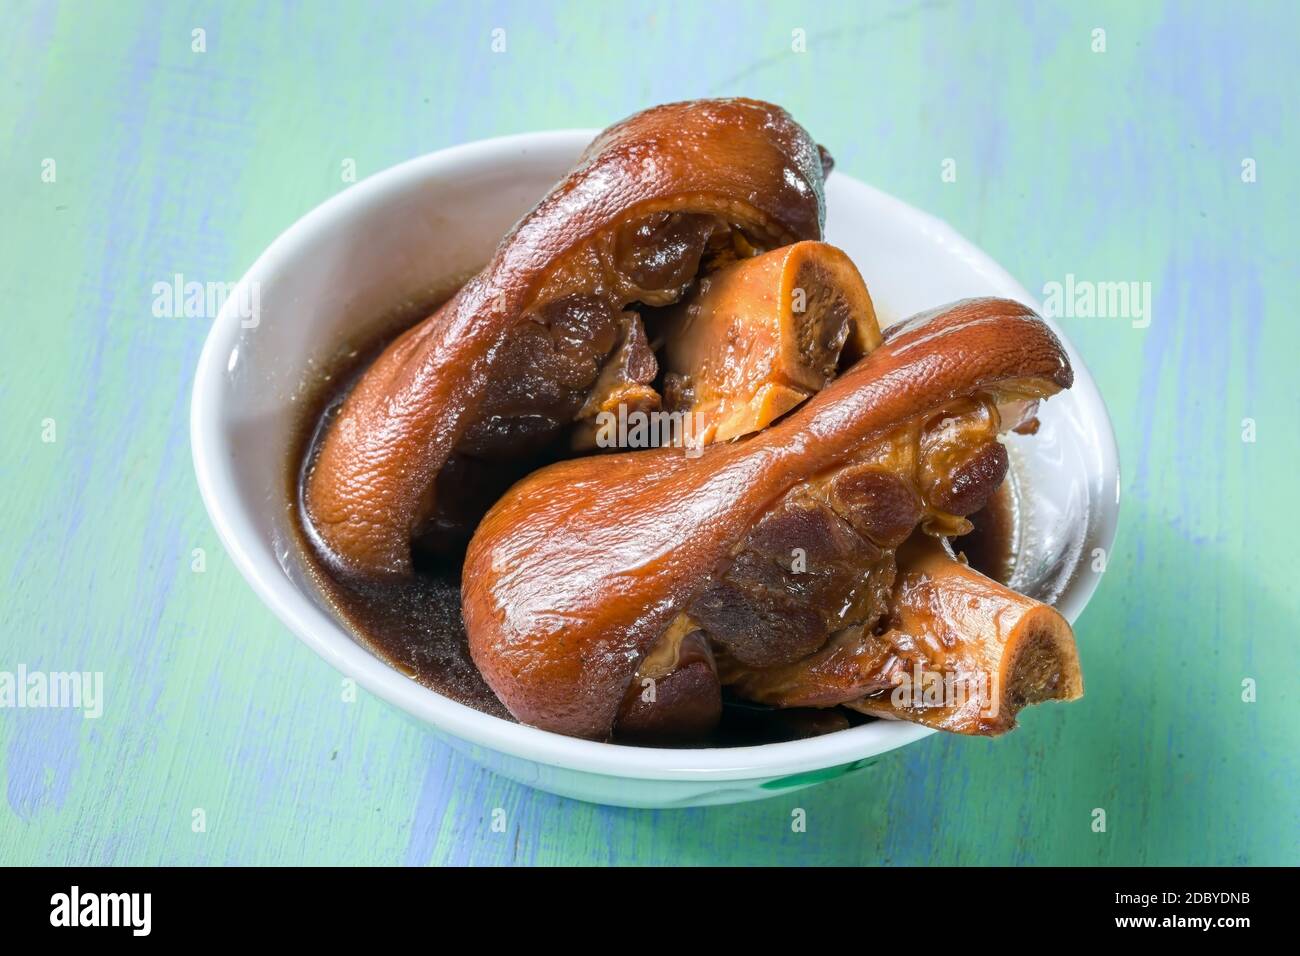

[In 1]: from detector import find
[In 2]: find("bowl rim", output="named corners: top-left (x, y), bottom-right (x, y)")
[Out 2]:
top-left (191, 128), bottom-right (1120, 782)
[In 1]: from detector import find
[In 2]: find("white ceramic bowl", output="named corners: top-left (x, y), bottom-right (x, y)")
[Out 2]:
top-left (191, 130), bottom-right (1120, 808)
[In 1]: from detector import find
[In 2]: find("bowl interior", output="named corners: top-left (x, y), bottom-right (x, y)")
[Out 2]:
top-left (192, 130), bottom-right (1119, 781)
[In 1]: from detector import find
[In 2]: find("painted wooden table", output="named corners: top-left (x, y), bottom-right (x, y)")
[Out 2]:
top-left (2, 0), bottom-right (1296, 866)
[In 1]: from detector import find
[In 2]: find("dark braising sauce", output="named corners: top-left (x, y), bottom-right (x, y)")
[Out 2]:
top-left (956, 480), bottom-right (1017, 586)
top-left (291, 296), bottom-right (508, 721)
top-left (290, 303), bottom-right (1019, 745)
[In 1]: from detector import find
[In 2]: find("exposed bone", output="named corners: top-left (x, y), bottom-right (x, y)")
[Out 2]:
top-left (843, 536), bottom-right (1083, 734)
top-left (658, 241), bottom-right (881, 444)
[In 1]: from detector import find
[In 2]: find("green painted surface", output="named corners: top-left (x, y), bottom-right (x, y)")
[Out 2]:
top-left (1, 0), bottom-right (1296, 865)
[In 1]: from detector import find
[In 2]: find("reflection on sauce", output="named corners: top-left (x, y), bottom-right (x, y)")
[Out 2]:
top-left (290, 307), bottom-right (1019, 744)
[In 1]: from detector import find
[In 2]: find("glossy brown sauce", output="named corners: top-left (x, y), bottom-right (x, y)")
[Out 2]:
top-left (290, 294), bottom-right (508, 720)
top-left (291, 304), bottom-right (1018, 745)
top-left (956, 480), bottom-right (1017, 586)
